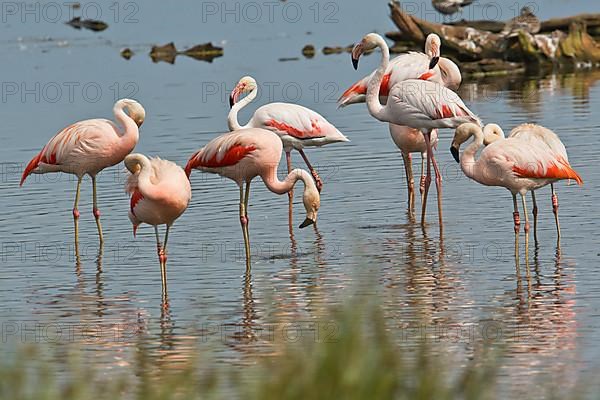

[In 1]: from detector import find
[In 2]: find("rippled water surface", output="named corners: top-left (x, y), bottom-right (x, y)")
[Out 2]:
top-left (1, 0), bottom-right (600, 393)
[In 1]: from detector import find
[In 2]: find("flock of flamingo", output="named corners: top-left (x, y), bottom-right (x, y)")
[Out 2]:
top-left (19, 32), bottom-right (583, 296)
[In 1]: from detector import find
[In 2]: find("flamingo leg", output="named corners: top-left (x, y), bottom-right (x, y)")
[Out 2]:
top-left (298, 149), bottom-right (323, 193)
top-left (240, 183), bottom-right (251, 271)
top-left (154, 226), bottom-right (167, 297)
top-left (531, 191), bottom-right (538, 243)
top-left (286, 151), bottom-right (293, 225)
top-left (419, 154), bottom-right (426, 197)
top-left (161, 225), bottom-right (170, 300)
top-left (73, 176), bottom-right (82, 256)
top-left (551, 184), bottom-right (561, 241)
top-left (521, 193), bottom-right (530, 269)
top-left (401, 152), bottom-right (415, 213)
top-left (420, 131), bottom-right (433, 226)
top-left (430, 150), bottom-right (443, 229)
top-left (513, 193), bottom-right (520, 266)
top-left (92, 176), bottom-right (104, 244)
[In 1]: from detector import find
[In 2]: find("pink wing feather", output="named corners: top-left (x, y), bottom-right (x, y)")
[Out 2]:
top-left (249, 103), bottom-right (347, 142)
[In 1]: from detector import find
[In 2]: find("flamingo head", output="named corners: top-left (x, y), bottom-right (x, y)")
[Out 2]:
top-left (425, 33), bottom-right (441, 69)
top-left (451, 123), bottom-right (484, 162)
top-left (230, 76), bottom-right (257, 108)
top-left (299, 184), bottom-right (320, 229)
top-left (124, 153), bottom-right (148, 174)
top-left (121, 99), bottom-right (146, 127)
top-left (438, 58), bottom-right (461, 90)
top-left (351, 33), bottom-right (383, 70)
top-left (482, 123), bottom-right (505, 146)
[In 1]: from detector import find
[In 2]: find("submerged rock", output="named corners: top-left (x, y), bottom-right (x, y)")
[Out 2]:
top-left (149, 42), bottom-right (224, 64)
top-left (65, 17), bottom-right (108, 32)
top-left (180, 42), bottom-right (223, 62)
top-left (120, 48), bottom-right (134, 60)
top-left (302, 44), bottom-right (315, 58)
top-left (150, 42), bottom-right (177, 64)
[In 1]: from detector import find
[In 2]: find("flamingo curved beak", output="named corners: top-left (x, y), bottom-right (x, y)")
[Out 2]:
top-left (299, 217), bottom-right (315, 229)
top-left (429, 56), bottom-right (440, 70)
top-left (450, 146), bottom-right (460, 163)
top-left (229, 84), bottom-right (243, 108)
top-left (351, 43), bottom-right (363, 70)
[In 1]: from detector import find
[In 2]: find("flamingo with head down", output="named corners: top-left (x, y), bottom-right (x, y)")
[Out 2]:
top-left (350, 33), bottom-right (480, 227)
top-left (185, 128), bottom-right (321, 271)
top-left (125, 153), bottom-right (191, 299)
top-left (482, 123), bottom-right (575, 242)
top-left (451, 123), bottom-right (582, 257)
top-left (20, 99), bottom-right (146, 248)
top-left (228, 76), bottom-right (347, 218)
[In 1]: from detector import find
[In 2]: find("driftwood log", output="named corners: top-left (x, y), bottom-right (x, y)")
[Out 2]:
top-left (387, 1), bottom-right (600, 74)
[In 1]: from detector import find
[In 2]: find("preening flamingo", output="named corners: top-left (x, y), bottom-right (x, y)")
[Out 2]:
top-left (338, 33), bottom-right (461, 108)
top-left (483, 123), bottom-right (574, 242)
top-left (185, 128), bottom-right (320, 270)
top-left (125, 153), bottom-right (191, 298)
top-left (229, 76), bottom-right (347, 220)
top-left (450, 123), bottom-right (582, 257)
top-left (351, 33), bottom-right (480, 226)
top-left (20, 99), bottom-right (145, 248)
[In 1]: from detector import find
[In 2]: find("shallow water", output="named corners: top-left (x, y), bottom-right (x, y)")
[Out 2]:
top-left (1, 0), bottom-right (600, 393)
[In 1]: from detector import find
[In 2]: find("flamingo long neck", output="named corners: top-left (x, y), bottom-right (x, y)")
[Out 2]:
top-left (129, 154), bottom-right (159, 199)
top-left (261, 167), bottom-right (315, 195)
top-left (365, 36), bottom-right (390, 122)
top-left (113, 100), bottom-right (139, 147)
top-left (460, 128), bottom-right (485, 181)
top-left (228, 86), bottom-right (258, 131)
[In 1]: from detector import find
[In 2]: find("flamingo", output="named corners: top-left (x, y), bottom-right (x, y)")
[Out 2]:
top-left (351, 33), bottom-right (480, 226)
top-left (185, 128), bottom-right (320, 270)
top-left (20, 99), bottom-right (145, 248)
top-left (432, 0), bottom-right (475, 15)
top-left (125, 153), bottom-right (191, 298)
top-left (338, 33), bottom-right (462, 108)
top-left (450, 123), bottom-right (582, 258)
top-left (482, 123), bottom-right (573, 242)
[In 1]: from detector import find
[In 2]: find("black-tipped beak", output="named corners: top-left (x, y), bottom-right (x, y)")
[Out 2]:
top-left (299, 218), bottom-right (315, 229)
top-left (352, 57), bottom-right (359, 70)
top-left (229, 94), bottom-right (235, 108)
top-left (429, 56), bottom-right (440, 70)
top-left (450, 146), bottom-right (460, 163)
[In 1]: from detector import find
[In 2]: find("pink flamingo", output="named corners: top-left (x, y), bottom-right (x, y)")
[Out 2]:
top-left (20, 99), bottom-right (145, 247)
top-left (483, 123), bottom-right (574, 242)
top-left (451, 123), bottom-right (582, 257)
top-left (185, 128), bottom-right (321, 270)
top-left (125, 153), bottom-right (191, 297)
top-left (228, 76), bottom-right (348, 201)
top-left (338, 33), bottom-right (461, 108)
top-left (351, 33), bottom-right (480, 226)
